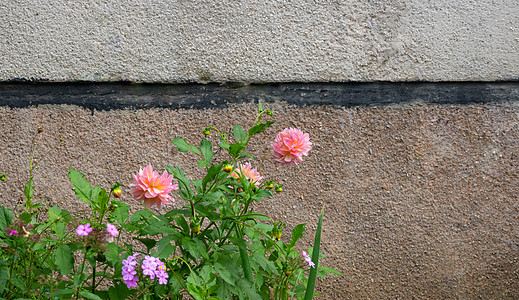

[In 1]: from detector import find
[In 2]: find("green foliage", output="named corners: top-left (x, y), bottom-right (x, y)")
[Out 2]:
top-left (0, 103), bottom-right (339, 300)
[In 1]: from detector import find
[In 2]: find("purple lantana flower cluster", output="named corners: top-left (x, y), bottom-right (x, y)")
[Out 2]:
top-left (121, 254), bottom-right (169, 288)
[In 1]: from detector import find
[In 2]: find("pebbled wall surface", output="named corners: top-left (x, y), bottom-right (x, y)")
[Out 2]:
top-left (1, 100), bottom-right (519, 298)
top-left (1, 0), bottom-right (518, 83)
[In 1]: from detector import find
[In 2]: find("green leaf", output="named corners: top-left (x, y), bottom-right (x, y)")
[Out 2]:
top-left (137, 238), bottom-right (157, 251)
top-left (214, 261), bottom-right (235, 285)
top-left (304, 209), bottom-right (324, 300)
top-left (197, 160), bottom-right (211, 167)
top-left (111, 200), bottom-right (129, 225)
top-left (319, 265), bottom-right (343, 277)
top-left (200, 138), bottom-right (213, 163)
top-left (54, 244), bottom-right (74, 275)
top-left (154, 236), bottom-right (176, 259)
top-left (166, 165), bottom-right (194, 201)
top-left (229, 143), bottom-right (245, 158)
top-left (68, 168), bottom-right (92, 203)
top-left (233, 125), bottom-right (247, 142)
top-left (218, 140), bottom-right (230, 150)
top-left (92, 186), bottom-right (109, 211)
top-left (48, 288), bottom-right (75, 297)
top-left (202, 163), bottom-right (222, 191)
top-left (172, 137), bottom-right (200, 155)
top-left (248, 121), bottom-right (275, 137)
top-left (105, 243), bottom-right (122, 266)
top-left (288, 223), bottom-right (306, 249)
top-left (24, 178), bottom-right (34, 202)
top-left (79, 291), bottom-right (103, 300)
top-left (235, 227), bottom-right (253, 282)
top-left (0, 206), bottom-right (13, 234)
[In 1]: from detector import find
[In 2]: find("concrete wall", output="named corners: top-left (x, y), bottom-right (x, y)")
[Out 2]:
top-left (1, 0), bottom-right (518, 83)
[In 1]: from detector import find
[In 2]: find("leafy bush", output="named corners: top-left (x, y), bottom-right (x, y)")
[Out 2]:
top-left (0, 104), bottom-right (340, 299)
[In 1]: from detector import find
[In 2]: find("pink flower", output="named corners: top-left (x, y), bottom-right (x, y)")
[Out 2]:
top-left (230, 162), bottom-right (263, 187)
top-left (76, 223), bottom-right (93, 237)
top-left (130, 165), bottom-right (178, 209)
top-left (271, 128), bottom-right (312, 166)
top-left (8, 230), bottom-right (17, 236)
top-left (302, 250), bottom-right (315, 268)
top-left (106, 223), bottom-right (119, 237)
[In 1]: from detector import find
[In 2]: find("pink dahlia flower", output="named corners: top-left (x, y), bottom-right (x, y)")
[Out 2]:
top-left (230, 162), bottom-right (263, 187)
top-left (271, 128), bottom-right (312, 166)
top-left (130, 165), bottom-right (178, 209)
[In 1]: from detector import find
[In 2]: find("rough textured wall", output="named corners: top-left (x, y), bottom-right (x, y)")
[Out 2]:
top-left (1, 100), bottom-right (519, 298)
top-left (1, 0), bottom-right (518, 83)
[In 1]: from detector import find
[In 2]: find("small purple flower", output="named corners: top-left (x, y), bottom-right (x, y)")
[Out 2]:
top-left (124, 276), bottom-right (138, 288)
top-left (122, 253), bottom-right (140, 288)
top-left (8, 230), bottom-right (17, 236)
top-left (76, 223), bottom-right (93, 237)
top-left (142, 255), bottom-right (159, 279)
top-left (302, 250), bottom-right (315, 268)
top-left (106, 222), bottom-right (119, 237)
top-left (156, 264), bottom-right (169, 285)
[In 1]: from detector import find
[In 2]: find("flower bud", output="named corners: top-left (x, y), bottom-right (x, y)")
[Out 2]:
top-left (113, 188), bottom-right (122, 198)
top-left (265, 181), bottom-right (274, 189)
top-left (222, 164), bottom-right (233, 173)
top-left (203, 128), bottom-right (211, 135)
top-left (0, 174), bottom-right (6, 181)
top-left (190, 221), bottom-right (201, 235)
top-left (37, 126), bottom-right (43, 133)
top-left (275, 186), bottom-right (283, 193)
top-left (271, 228), bottom-right (282, 241)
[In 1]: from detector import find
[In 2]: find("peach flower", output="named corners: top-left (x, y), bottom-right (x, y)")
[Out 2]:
top-left (271, 128), bottom-right (312, 166)
top-left (130, 165), bottom-right (178, 209)
top-left (230, 162), bottom-right (263, 187)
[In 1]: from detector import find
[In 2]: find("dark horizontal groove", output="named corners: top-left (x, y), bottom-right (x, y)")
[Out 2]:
top-left (0, 81), bottom-right (518, 111)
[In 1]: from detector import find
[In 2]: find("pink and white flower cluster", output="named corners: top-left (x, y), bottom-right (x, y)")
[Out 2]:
top-left (271, 128), bottom-right (312, 166)
top-left (121, 254), bottom-right (169, 288)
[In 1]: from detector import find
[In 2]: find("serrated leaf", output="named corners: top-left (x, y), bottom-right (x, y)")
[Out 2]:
top-left (229, 143), bottom-right (245, 158)
top-left (49, 288), bottom-right (75, 297)
top-left (233, 125), bottom-right (247, 142)
top-left (288, 223), bottom-right (306, 249)
top-left (203, 164), bottom-right (222, 191)
top-left (24, 178), bottom-right (34, 202)
top-left (197, 160), bottom-right (211, 167)
top-left (79, 291), bottom-right (103, 300)
top-left (172, 137), bottom-right (200, 155)
top-left (200, 138), bottom-right (213, 163)
top-left (54, 244), bottom-right (73, 275)
top-left (214, 262), bottom-right (235, 285)
top-left (0, 206), bottom-right (13, 233)
top-left (105, 242), bottom-right (122, 266)
top-left (137, 238), bottom-right (157, 251)
top-left (111, 200), bottom-right (129, 225)
top-left (154, 236), bottom-right (176, 259)
top-left (248, 121), bottom-right (275, 137)
top-left (68, 168), bottom-right (92, 203)
top-left (92, 186), bottom-right (109, 211)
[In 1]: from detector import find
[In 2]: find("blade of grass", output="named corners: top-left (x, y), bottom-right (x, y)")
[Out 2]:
top-left (304, 207), bottom-right (324, 300)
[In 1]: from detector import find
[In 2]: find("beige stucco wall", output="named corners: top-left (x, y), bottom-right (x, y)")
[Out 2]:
top-left (1, 0), bottom-right (518, 83)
